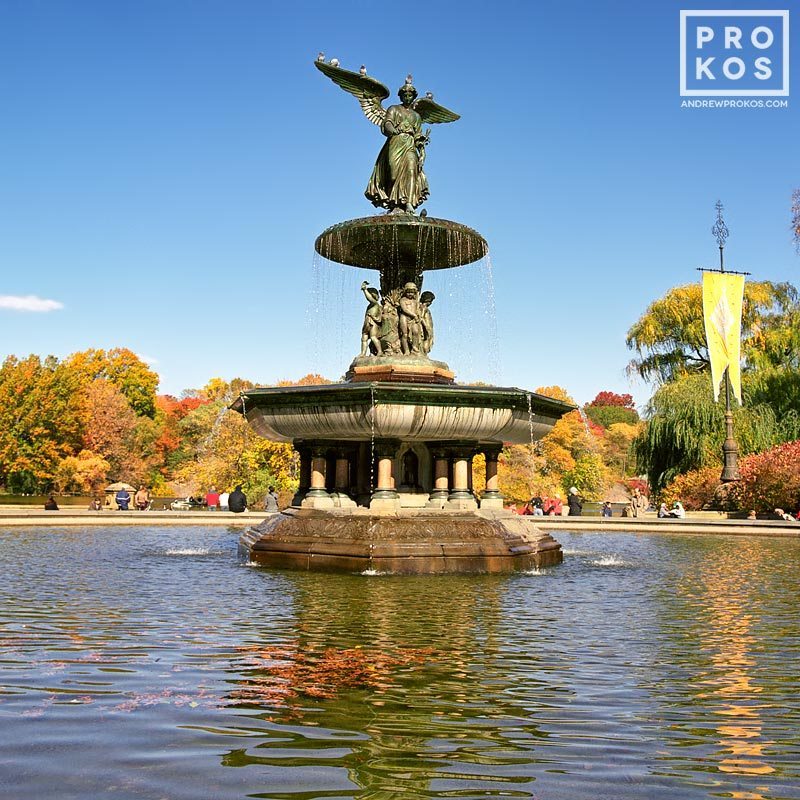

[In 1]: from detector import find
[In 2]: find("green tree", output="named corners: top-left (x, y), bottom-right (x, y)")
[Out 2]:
top-left (562, 453), bottom-right (610, 501)
top-left (634, 372), bottom-right (800, 493)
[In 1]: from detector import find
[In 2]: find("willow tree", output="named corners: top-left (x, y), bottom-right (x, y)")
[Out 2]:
top-left (635, 373), bottom-right (800, 493)
top-left (626, 281), bottom-right (798, 383)
top-left (628, 281), bottom-right (800, 493)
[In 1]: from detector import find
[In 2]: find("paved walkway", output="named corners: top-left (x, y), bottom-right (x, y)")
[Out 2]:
top-left (0, 508), bottom-right (798, 536)
top-left (0, 509), bottom-right (265, 526)
top-left (532, 513), bottom-right (800, 537)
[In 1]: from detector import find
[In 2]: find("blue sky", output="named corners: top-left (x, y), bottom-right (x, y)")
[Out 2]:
top-left (0, 0), bottom-right (797, 408)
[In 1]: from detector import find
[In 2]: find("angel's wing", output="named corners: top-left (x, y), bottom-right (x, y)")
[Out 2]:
top-left (413, 97), bottom-right (460, 124)
top-left (314, 61), bottom-right (390, 126)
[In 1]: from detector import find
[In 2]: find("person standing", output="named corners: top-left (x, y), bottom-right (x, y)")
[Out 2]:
top-left (135, 486), bottom-right (150, 511)
top-left (228, 485), bottom-right (247, 513)
top-left (115, 487), bottom-right (131, 510)
top-left (264, 486), bottom-right (279, 512)
top-left (205, 487), bottom-right (220, 511)
top-left (567, 487), bottom-right (583, 517)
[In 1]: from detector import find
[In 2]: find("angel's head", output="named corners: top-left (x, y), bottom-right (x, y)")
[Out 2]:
top-left (398, 83), bottom-right (417, 106)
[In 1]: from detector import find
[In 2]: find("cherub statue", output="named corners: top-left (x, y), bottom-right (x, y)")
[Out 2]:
top-left (360, 281), bottom-right (383, 356)
top-left (419, 290), bottom-right (435, 355)
top-left (398, 282), bottom-right (423, 355)
top-left (379, 288), bottom-right (402, 355)
top-left (315, 60), bottom-right (460, 213)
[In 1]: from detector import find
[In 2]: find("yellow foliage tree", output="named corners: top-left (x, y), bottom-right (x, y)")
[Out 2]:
top-left (53, 450), bottom-right (111, 493)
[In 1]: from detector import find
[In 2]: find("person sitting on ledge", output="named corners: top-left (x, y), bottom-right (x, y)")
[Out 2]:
top-left (747, 509), bottom-right (757, 520)
top-left (668, 501), bottom-right (685, 519)
top-left (658, 503), bottom-right (669, 518)
top-left (44, 496), bottom-right (59, 511)
top-left (88, 497), bottom-right (102, 511)
top-left (264, 486), bottom-right (279, 512)
top-left (135, 486), bottom-right (150, 511)
top-left (602, 501), bottom-right (613, 518)
top-left (228, 485), bottom-right (247, 513)
top-left (773, 508), bottom-right (795, 521)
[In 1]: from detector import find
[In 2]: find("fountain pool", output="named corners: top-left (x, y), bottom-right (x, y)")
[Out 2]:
top-left (2, 525), bottom-right (799, 799)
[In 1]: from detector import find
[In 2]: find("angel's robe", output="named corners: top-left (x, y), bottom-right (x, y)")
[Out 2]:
top-left (365, 104), bottom-right (429, 211)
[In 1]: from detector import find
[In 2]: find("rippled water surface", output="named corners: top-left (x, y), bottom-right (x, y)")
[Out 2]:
top-left (1, 527), bottom-right (799, 799)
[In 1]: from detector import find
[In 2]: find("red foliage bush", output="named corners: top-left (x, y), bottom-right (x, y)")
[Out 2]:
top-left (626, 478), bottom-right (649, 495)
top-left (590, 391), bottom-right (635, 408)
top-left (730, 439), bottom-right (800, 513)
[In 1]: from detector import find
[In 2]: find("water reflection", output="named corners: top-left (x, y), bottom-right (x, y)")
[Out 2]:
top-left (223, 574), bottom-right (544, 797)
top-left (1, 528), bottom-right (799, 799)
top-left (652, 537), bottom-right (800, 798)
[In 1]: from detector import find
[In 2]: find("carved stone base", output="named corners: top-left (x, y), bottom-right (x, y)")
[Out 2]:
top-left (240, 507), bottom-right (562, 574)
top-left (346, 355), bottom-right (455, 385)
top-left (479, 496), bottom-right (505, 510)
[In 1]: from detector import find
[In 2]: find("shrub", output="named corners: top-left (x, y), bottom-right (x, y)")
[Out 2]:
top-left (729, 439), bottom-right (800, 513)
top-left (660, 466), bottom-right (721, 510)
top-left (562, 453), bottom-right (610, 501)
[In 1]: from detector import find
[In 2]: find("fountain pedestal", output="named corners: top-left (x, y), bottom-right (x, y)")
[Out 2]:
top-left (241, 507), bottom-right (563, 574)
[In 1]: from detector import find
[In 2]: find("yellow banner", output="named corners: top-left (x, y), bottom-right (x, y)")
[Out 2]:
top-left (702, 272), bottom-right (745, 403)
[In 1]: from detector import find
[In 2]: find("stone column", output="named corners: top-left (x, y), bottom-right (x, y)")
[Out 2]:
top-left (302, 443), bottom-right (334, 509)
top-left (448, 443), bottom-right (478, 510)
top-left (370, 439), bottom-right (400, 510)
top-left (332, 448), bottom-right (356, 508)
top-left (427, 446), bottom-right (450, 508)
top-left (292, 441), bottom-right (311, 507)
top-left (355, 442), bottom-right (371, 506)
top-left (480, 444), bottom-right (504, 510)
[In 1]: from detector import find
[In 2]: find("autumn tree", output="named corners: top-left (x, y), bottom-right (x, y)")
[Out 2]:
top-left (626, 281), bottom-right (798, 384)
top-left (584, 390), bottom-right (639, 429)
top-left (0, 355), bottom-right (83, 492)
top-left (64, 348), bottom-right (159, 417)
top-left (53, 450), bottom-right (111, 494)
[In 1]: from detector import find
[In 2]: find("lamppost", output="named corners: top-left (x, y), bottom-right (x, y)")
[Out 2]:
top-left (705, 201), bottom-right (749, 483)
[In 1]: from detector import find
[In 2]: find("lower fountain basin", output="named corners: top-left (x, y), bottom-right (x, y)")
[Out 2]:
top-left (240, 507), bottom-right (563, 574)
top-left (231, 382), bottom-right (572, 445)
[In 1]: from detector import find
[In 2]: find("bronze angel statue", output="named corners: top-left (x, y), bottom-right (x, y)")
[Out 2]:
top-left (315, 58), bottom-right (460, 213)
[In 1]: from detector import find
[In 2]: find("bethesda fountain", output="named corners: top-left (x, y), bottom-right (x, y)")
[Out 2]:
top-left (232, 58), bottom-right (572, 573)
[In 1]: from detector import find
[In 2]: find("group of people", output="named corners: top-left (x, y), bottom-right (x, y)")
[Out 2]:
top-left (110, 486), bottom-right (151, 511)
top-left (203, 485), bottom-right (279, 513)
top-left (658, 501), bottom-right (686, 518)
top-left (204, 486), bottom-right (248, 513)
top-left (516, 487), bottom-right (584, 517)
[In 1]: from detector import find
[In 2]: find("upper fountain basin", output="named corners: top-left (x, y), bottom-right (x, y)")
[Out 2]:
top-left (314, 214), bottom-right (488, 271)
top-left (231, 382), bottom-right (573, 445)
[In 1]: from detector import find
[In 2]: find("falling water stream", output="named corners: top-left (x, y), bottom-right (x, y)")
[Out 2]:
top-left (307, 252), bottom-right (501, 384)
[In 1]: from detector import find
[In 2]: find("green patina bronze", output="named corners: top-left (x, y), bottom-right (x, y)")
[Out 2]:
top-left (315, 61), bottom-right (459, 213)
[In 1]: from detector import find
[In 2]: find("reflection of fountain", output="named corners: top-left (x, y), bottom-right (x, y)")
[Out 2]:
top-left (232, 59), bottom-right (572, 573)
top-left (221, 574), bottom-right (547, 797)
